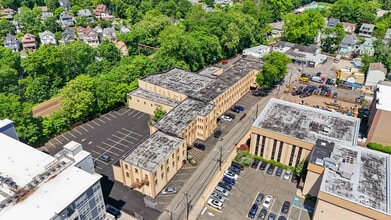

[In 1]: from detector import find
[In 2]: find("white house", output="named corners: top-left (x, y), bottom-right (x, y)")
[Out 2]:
top-left (39, 30), bottom-right (57, 45)
top-left (366, 62), bottom-right (387, 87)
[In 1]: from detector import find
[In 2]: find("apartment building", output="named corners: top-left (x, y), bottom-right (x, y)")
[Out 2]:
top-left (306, 139), bottom-right (391, 220)
top-left (249, 98), bottom-right (360, 167)
top-left (0, 120), bottom-right (106, 220)
top-left (114, 57), bottom-right (262, 197)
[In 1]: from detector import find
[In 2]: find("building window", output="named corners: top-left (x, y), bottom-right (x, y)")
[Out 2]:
top-left (296, 148), bottom-right (303, 166)
top-left (137, 99), bottom-right (139, 102)
top-left (255, 134), bottom-right (260, 155)
top-left (126, 172), bottom-right (129, 177)
top-left (135, 168), bottom-right (138, 174)
top-left (167, 166), bottom-right (169, 173)
top-left (155, 179), bottom-right (158, 185)
top-left (161, 172), bottom-right (164, 178)
top-left (144, 101), bottom-right (146, 105)
top-left (172, 154), bottom-right (174, 159)
top-left (125, 164), bottom-right (128, 169)
top-left (172, 161), bottom-right (175, 166)
top-left (277, 141), bottom-right (283, 162)
top-left (145, 174), bottom-right (148, 180)
top-left (260, 136), bottom-right (266, 157)
top-left (161, 165), bottom-right (163, 171)
top-left (289, 145), bottom-right (296, 166)
top-left (271, 140), bottom-right (277, 160)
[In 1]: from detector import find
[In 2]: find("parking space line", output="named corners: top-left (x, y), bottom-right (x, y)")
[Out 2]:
top-left (67, 131), bottom-right (76, 138)
top-left (91, 149), bottom-right (102, 156)
top-left (96, 145), bottom-right (109, 151)
top-left (110, 136), bottom-right (134, 145)
top-left (102, 114), bottom-right (113, 120)
top-left (95, 166), bottom-right (102, 170)
top-left (55, 137), bottom-right (63, 145)
top-left (79, 126), bottom-right (89, 132)
top-left (107, 138), bottom-right (132, 149)
top-left (107, 112), bottom-right (117, 118)
top-left (91, 120), bottom-right (100, 126)
top-left (85, 123), bottom-right (94, 130)
top-left (97, 118), bottom-right (106, 124)
top-left (113, 133), bottom-right (137, 142)
top-left (120, 128), bottom-right (143, 137)
top-left (137, 113), bottom-right (145, 119)
top-left (132, 111), bottom-right (142, 118)
top-left (49, 141), bottom-right (57, 148)
top-left (127, 109), bottom-right (136, 116)
top-left (74, 128), bottom-right (83, 135)
top-left (107, 151), bottom-right (119, 157)
top-left (102, 141), bottom-right (125, 152)
top-left (62, 135), bottom-right (70, 141)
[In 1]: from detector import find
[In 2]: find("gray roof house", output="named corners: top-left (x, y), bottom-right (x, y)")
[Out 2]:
top-left (327, 18), bottom-right (340, 28)
top-left (2, 8), bottom-right (16, 20)
top-left (359, 38), bottom-right (375, 56)
top-left (339, 34), bottom-right (359, 54)
top-left (2, 34), bottom-right (20, 52)
top-left (77, 9), bottom-right (94, 22)
top-left (58, 0), bottom-right (71, 12)
top-left (366, 63), bottom-right (387, 87)
top-left (39, 30), bottom-right (56, 45)
top-left (41, 11), bottom-right (54, 20)
top-left (269, 21), bottom-right (284, 38)
top-left (102, 27), bottom-right (117, 42)
top-left (358, 23), bottom-right (375, 38)
top-left (120, 25), bottom-right (130, 34)
top-left (60, 27), bottom-right (76, 44)
top-left (59, 11), bottom-right (74, 27)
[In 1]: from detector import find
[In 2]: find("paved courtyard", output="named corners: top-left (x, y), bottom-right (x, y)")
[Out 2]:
top-left (198, 165), bottom-right (314, 220)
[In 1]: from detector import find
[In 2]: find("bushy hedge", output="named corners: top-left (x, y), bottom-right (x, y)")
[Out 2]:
top-left (367, 142), bottom-right (391, 154)
top-left (233, 150), bottom-right (295, 171)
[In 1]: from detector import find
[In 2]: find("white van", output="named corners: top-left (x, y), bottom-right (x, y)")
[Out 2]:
top-left (334, 55), bottom-right (341, 63)
top-left (214, 186), bottom-right (229, 196)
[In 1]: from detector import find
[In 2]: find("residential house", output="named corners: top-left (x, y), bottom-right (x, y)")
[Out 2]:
top-left (272, 41), bottom-right (327, 67)
top-left (365, 63), bottom-right (387, 87)
top-left (358, 23), bottom-right (375, 38)
top-left (339, 34), bottom-right (359, 55)
top-left (58, 0), bottom-right (71, 12)
top-left (342, 22), bottom-right (356, 34)
top-left (383, 28), bottom-right (391, 45)
top-left (77, 9), bottom-right (94, 22)
top-left (242, 45), bottom-right (270, 59)
top-left (102, 27), bottom-right (117, 42)
top-left (2, 8), bottom-right (16, 20)
top-left (10, 21), bottom-right (21, 33)
top-left (59, 11), bottom-right (74, 27)
top-left (116, 41), bottom-right (128, 56)
top-left (39, 30), bottom-right (57, 45)
top-left (359, 38), bottom-right (375, 56)
top-left (59, 27), bottom-right (76, 44)
top-left (269, 21), bottom-right (284, 39)
top-left (21, 33), bottom-right (37, 51)
top-left (77, 26), bottom-right (99, 47)
top-left (120, 25), bottom-right (130, 34)
top-left (327, 18), bottom-right (340, 28)
top-left (94, 4), bottom-right (113, 19)
top-left (41, 11), bottom-right (54, 20)
top-left (2, 34), bottom-right (20, 52)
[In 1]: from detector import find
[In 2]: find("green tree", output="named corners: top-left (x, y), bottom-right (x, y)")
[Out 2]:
top-left (14, 6), bottom-right (43, 34)
top-left (0, 46), bottom-right (21, 70)
top-left (0, 68), bottom-right (18, 93)
top-left (330, 0), bottom-right (377, 24)
top-left (283, 10), bottom-right (325, 45)
top-left (295, 160), bottom-right (308, 177)
top-left (44, 0), bottom-right (58, 11)
top-left (265, 0), bottom-right (293, 21)
top-left (0, 20), bottom-right (16, 37)
top-left (321, 23), bottom-right (346, 53)
top-left (373, 39), bottom-right (391, 72)
top-left (43, 16), bottom-right (61, 33)
top-left (152, 105), bottom-right (166, 122)
top-left (96, 40), bottom-right (121, 64)
top-left (42, 109), bottom-right (70, 138)
top-left (54, 7), bottom-right (65, 17)
top-left (256, 52), bottom-right (291, 88)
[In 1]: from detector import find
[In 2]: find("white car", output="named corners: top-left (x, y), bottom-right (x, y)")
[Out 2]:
top-left (161, 187), bottom-right (177, 195)
top-left (210, 192), bottom-right (225, 203)
top-left (208, 198), bottom-right (223, 210)
top-left (224, 170), bottom-right (239, 180)
top-left (221, 115), bottom-right (232, 122)
top-left (263, 195), bottom-right (273, 208)
top-left (283, 170), bottom-right (292, 180)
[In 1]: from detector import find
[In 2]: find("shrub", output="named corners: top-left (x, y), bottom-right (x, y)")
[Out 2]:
top-left (252, 155), bottom-right (295, 171)
top-left (367, 142), bottom-right (391, 154)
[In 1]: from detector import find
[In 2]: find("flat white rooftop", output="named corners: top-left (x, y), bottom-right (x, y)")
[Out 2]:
top-left (0, 133), bottom-right (101, 219)
top-left (252, 98), bottom-right (361, 146)
top-left (320, 144), bottom-right (391, 215)
top-left (376, 81), bottom-right (391, 112)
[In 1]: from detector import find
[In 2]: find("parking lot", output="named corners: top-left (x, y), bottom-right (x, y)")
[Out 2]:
top-left (198, 164), bottom-right (314, 220)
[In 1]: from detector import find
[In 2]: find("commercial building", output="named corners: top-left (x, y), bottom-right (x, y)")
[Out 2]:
top-left (249, 98), bottom-right (360, 167)
top-left (367, 81), bottom-right (391, 146)
top-left (114, 57), bottom-right (262, 197)
top-left (0, 121), bottom-right (106, 220)
top-left (307, 139), bottom-right (391, 220)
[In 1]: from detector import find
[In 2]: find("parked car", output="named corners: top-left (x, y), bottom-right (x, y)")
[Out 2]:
top-left (299, 73), bottom-right (310, 82)
top-left (106, 205), bottom-right (122, 218)
top-left (251, 159), bottom-right (260, 169)
top-left (291, 174), bottom-right (299, 183)
top-left (266, 164), bottom-right (275, 175)
top-left (281, 201), bottom-right (291, 214)
top-left (230, 107), bottom-right (240, 113)
top-left (283, 170), bottom-right (292, 180)
top-left (208, 198), bottom-right (223, 210)
top-left (218, 182), bottom-right (232, 191)
top-left (225, 113), bottom-right (236, 119)
top-left (223, 176), bottom-right (235, 186)
top-left (277, 217), bottom-right (287, 220)
top-left (311, 76), bottom-right (323, 83)
top-left (234, 105), bottom-right (245, 111)
top-left (248, 203), bottom-right (259, 218)
top-left (162, 187), bottom-right (177, 195)
top-left (316, 72), bottom-right (321, 77)
top-left (193, 142), bottom-right (206, 151)
top-left (213, 130), bottom-right (222, 138)
top-left (326, 78), bottom-right (335, 85)
top-left (228, 166), bottom-right (240, 175)
top-left (275, 167), bottom-right (283, 177)
top-left (267, 213), bottom-right (276, 220)
top-left (210, 192), bottom-right (225, 203)
top-left (255, 193), bottom-right (264, 204)
top-left (224, 170), bottom-right (239, 180)
top-left (313, 89), bottom-right (319, 95)
top-left (221, 115), bottom-right (232, 122)
top-left (231, 161), bottom-right (244, 170)
top-left (332, 92), bottom-right (338, 98)
top-left (99, 154), bottom-right (111, 162)
top-left (214, 186), bottom-right (229, 196)
top-left (258, 208), bottom-right (268, 220)
top-left (263, 195), bottom-right (273, 208)
top-left (259, 161), bottom-right (268, 170)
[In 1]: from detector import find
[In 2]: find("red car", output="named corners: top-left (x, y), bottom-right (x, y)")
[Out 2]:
top-left (222, 60), bottom-right (228, 65)
top-left (291, 174), bottom-right (299, 183)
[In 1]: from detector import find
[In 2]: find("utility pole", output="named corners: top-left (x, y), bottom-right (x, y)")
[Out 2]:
top-left (219, 146), bottom-right (223, 171)
top-left (185, 192), bottom-right (189, 220)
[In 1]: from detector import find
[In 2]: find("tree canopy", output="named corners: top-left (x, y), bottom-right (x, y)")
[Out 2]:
top-left (256, 52), bottom-right (291, 89)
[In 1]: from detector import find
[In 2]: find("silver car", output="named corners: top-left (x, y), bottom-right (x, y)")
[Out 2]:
top-left (210, 192), bottom-right (225, 203)
top-left (162, 187), bottom-right (177, 195)
top-left (283, 170), bottom-right (292, 180)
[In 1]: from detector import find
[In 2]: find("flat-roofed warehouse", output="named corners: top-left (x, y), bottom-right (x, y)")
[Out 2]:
top-left (249, 98), bottom-right (361, 167)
